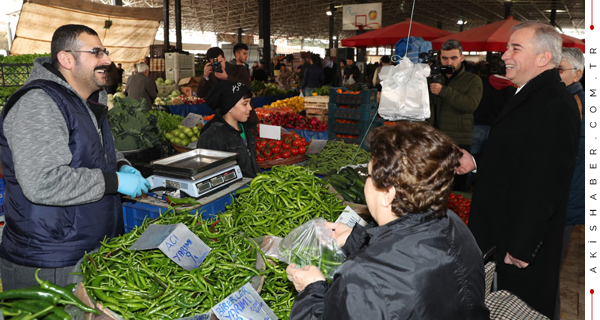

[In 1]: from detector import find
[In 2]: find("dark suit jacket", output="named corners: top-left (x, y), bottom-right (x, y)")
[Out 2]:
top-left (468, 69), bottom-right (580, 317)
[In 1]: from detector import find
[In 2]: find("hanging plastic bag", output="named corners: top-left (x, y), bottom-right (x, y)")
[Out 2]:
top-left (277, 218), bottom-right (346, 280)
top-left (378, 58), bottom-right (431, 121)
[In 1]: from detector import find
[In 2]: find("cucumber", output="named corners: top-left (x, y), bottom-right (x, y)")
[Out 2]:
top-left (329, 174), bottom-right (353, 187)
top-left (338, 189), bottom-right (356, 202)
top-left (349, 184), bottom-right (364, 198)
top-left (330, 179), bottom-right (349, 192)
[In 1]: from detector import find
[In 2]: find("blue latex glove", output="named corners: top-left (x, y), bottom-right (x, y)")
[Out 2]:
top-left (116, 172), bottom-right (151, 198)
top-left (119, 165), bottom-right (143, 178)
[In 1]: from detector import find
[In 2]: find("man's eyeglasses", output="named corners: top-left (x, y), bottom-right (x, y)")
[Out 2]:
top-left (65, 48), bottom-right (109, 58)
top-left (557, 67), bottom-right (577, 74)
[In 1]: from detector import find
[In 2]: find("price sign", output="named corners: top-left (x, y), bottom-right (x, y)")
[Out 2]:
top-left (129, 223), bottom-right (211, 271)
top-left (212, 283), bottom-right (278, 320)
top-left (259, 124), bottom-right (282, 140)
top-left (335, 206), bottom-right (368, 228)
top-left (180, 113), bottom-right (203, 128)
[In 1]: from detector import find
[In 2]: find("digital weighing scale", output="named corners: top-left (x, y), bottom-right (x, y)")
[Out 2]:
top-left (147, 149), bottom-right (243, 198)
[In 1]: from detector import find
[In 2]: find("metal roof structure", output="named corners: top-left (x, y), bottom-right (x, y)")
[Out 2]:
top-left (89, 0), bottom-right (585, 41)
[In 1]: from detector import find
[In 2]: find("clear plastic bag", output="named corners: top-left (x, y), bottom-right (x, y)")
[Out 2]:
top-left (378, 58), bottom-right (431, 121)
top-left (278, 218), bottom-right (346, 280)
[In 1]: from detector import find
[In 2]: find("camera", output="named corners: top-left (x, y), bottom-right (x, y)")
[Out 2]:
top-left (419, 50), bottom-right (454, 83)
top-left (210, 58), bottom-right (223, 73)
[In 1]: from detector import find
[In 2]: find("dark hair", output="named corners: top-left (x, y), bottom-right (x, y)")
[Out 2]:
top-left (367, 122), bottom-right (462, 218)
top-left (206, 47), bottom-right (225, 60)
top-left (233, 43), bottom-right (248, 54)
top-left (380, 55), bottom-right (391, 63)
top-left (310, 53), bottom-right (322, 67)
top-left (441, 39), bottom-right (464, 53)
top-left (51, 24), bottom-right (98, 68)
top-left (281, 63), bottom-right (286, 67)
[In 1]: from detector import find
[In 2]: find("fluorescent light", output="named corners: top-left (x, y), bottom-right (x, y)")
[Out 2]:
top-left (326, 10), bottom-right (332, 16)
top-left (457, 20), bottom-right (467, 25)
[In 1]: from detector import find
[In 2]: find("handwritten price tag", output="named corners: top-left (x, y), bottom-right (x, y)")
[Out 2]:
top-left (212, 283), bottom-right (278, 320)
top-left (129, 223), bottom-right (211, 271)
top-left (180, 113), bottom-right (203, 128)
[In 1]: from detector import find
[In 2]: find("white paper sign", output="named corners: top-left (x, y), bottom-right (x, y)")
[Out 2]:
top-left (259, 124), bottom-right (282, 140)
top-left (306, 139), bottom-right (327, 154)
top-left (181, 113), bottom-right (203, 128)
top-left (212, 283), bottom-right (278, 320)
top-left (129, 223), bottom-right (211, 271)
top-left (335, 206), bottom-right (368, 228)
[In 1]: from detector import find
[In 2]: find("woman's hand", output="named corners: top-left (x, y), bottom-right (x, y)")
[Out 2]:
top-left (286, 264), bottom-right (326, 292)
top-left (324, 221), bottom-right (352, 247)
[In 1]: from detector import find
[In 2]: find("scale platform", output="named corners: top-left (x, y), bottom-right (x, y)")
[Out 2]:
top-left (147, 149), bottom-right (243, 198)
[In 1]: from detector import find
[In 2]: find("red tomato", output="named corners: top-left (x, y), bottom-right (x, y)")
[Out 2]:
top-left (282, 143), bottom-right (291, 150)
top-left (292, 139), bottom-right (303, 147)
top-left (271, 147), bottom-right (281, 154)
top-left (282, 151), bottom-right (291, 158)
top-left (273, 154), bottom-right (282, 160)
top-left (275, 140), bottom-right (283, 146)
top-left (256, 156), bottom-right (265, 162)
top-left (290, 148), bottom-right (299, 156)
top-left (298, 146), bottom-right (306, 154)
top-left (263, 150), bottom-right (272, 157)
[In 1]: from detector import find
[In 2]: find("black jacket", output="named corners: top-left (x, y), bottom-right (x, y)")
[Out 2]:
top-left (469, 69), bottom-right (580, 317)
top-left (290, 211), bottom-right (490, 320)
top-left (196, 113), bottom-right (260, 178)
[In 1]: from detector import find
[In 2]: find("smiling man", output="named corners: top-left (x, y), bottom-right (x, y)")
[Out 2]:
top-left (456, 21), bottom-right (580, 318)
top-left (0, 24), bottom-right (150, 290)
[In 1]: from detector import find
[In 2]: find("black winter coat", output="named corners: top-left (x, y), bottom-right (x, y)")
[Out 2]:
top-left (196, 113), bottom-right (260, 178)
top-left (290, 211), bottom-right (490, 320)
top-left (468, 69), bottom-right (580, 317)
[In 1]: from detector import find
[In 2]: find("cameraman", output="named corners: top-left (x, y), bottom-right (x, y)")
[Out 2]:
top-left (428, 39), bottom-right (482, 191)
top-left (196, 47), bottom-right (251, 98)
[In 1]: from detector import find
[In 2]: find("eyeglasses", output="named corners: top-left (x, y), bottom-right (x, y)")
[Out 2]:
top-left (65, 48), bottom-right (109, 58)
top-left (557, 67), bottom-right (577, 74)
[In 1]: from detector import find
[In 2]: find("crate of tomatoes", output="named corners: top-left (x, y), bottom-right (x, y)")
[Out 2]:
top-left (256, 132), bottom-right (309, 168)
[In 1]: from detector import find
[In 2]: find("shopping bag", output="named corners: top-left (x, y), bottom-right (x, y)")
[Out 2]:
top-left (378, 58), bottom-right (431, 121)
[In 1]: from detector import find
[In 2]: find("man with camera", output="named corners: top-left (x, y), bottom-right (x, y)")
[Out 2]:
top-left (428, 39), bottom-right (482, 191)
top-left (196, 47), bottom-right (251, 99)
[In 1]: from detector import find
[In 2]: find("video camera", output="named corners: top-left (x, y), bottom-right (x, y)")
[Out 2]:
top-left (209, 58), bottom-right (223, 73)
top-left (419, 50), bottom-right (454, 83)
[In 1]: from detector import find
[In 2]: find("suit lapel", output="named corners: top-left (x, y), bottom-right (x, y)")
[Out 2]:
top-left (493, 69), bottom-right (559, 126)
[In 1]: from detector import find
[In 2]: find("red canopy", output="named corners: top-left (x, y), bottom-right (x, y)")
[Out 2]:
top-left (432, 16), bottom-right (585, 52)
top-left (341, 18), bottom-right (452, 48)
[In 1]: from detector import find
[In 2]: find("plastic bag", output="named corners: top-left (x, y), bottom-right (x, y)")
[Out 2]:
top-left (278, 218), bottom-right (346, 280)
top-left (378, 58), bottom-right (431, 121)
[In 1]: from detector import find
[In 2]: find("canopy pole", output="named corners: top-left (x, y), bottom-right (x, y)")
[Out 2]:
top-left (163, 0), bottom-right (169, 53)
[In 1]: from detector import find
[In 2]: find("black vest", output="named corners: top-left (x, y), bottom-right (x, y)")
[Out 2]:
top-left (0, 80), bottom-right (122, 268)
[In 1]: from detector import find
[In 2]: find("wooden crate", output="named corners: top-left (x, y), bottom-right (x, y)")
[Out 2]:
top-left (304, 95), bottom-right (329, 112)
top-left (306, 106), bottom-right (328, 124)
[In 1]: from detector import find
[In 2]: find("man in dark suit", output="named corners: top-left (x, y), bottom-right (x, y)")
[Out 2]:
top-left (456, 21), bottom-right (580, 319)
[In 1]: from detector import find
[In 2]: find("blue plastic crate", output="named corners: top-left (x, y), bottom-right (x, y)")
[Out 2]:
top-left (328, 103), bottom-right (378, 122)
top-left (122, 191), bottom-right (238, 233)
top-left (329, 88), bottom-right (377, 105)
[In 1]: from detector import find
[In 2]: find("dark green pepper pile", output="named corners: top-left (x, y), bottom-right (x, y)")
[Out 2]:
top-left (80, 165), bottom-right (345, 320)
top-left (0, 270), bottom-right (99, 319)
top-left (303, 140), bottom-right (371, 175)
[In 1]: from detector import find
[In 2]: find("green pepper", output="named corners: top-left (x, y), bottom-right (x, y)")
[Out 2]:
top-left (166, 196), bottom-right (198, 206)
top-left (0, 286), bottom-right (61, 304)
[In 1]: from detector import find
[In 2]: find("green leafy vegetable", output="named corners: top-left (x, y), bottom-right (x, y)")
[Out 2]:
top-left (108, 96), bottom-right (160, 151)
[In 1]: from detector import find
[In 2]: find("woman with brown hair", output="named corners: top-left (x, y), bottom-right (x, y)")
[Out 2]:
top-left (286, 122), bottom-right (489, 320)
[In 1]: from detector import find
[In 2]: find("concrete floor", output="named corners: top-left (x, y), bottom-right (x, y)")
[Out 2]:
top-left (559, 225), bottom-right (585, 320)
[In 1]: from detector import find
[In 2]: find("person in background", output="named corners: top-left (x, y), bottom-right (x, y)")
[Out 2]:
top-left (344, 58), bottom-right (360, 84)
top-left (457, 21), bottom-right (580, 318)
top-left (230, 43), bottom-right (250, 76)
top-left (335, 60), bottom-right (346, 87)
top-left (104, 61), bottom-right (120, 94)
top-left (116, 63), bottom-right (124, 86)
top-left (559, 47), bottom-right (584, 273)
top-left (277, 64), bottom-right (293, 91)
top-left (298, 58), bottom-right (307, 84)
top-left (372, 55), bottom-right (392, 91)
top-left (197, 47), bottom-right (251, 98)
top-left (286, 122), bottom-right (489, 320)
top-left (196, 80), bottom-right (259, 178)
top-left (250, 61), bottom-right (259, 79)
top-left (301, 53), bottom-right (324, 96)
top-left (427, 39), bottom-right (483, 192)
top-left (252, 61), bottom-right (268, 83)
top-left (0, 24), bottom-right (149, 291)
top-left (124, 63), bottom-right (157, 111)
top-left (322, 58), bottom-right (335, 87)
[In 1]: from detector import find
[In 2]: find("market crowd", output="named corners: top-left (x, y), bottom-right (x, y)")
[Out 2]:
top-left (0, 19), bottom-right (583, 320)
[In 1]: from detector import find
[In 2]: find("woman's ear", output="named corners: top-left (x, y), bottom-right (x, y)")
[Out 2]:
top-left (382, 185), bottom-right (396, 207)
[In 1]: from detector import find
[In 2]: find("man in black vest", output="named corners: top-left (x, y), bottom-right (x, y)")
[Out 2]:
top-left (0, 24), bottom-right (150, 290)
top-left (456, 21), bottom-right (580, 318)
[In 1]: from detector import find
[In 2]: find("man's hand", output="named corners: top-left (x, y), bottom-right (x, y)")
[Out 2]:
top-left (286, 264), bottom-right (326, 292)
top-left (504, 252), bottom-right (530, 269)
top-left (455, 148), bottom-right (476, 175)
top-left (429, 83), bottom-right (443, 95)
top-left (214, 66), bottom-right (228, 80)
top-left (203, 63), bottom-right (213, 79)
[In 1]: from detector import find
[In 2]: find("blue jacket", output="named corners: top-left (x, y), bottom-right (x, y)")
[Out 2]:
top-left (566, 81), bottom-right (584, 225)
top-left (0, 80), bottom-right (123, 268)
